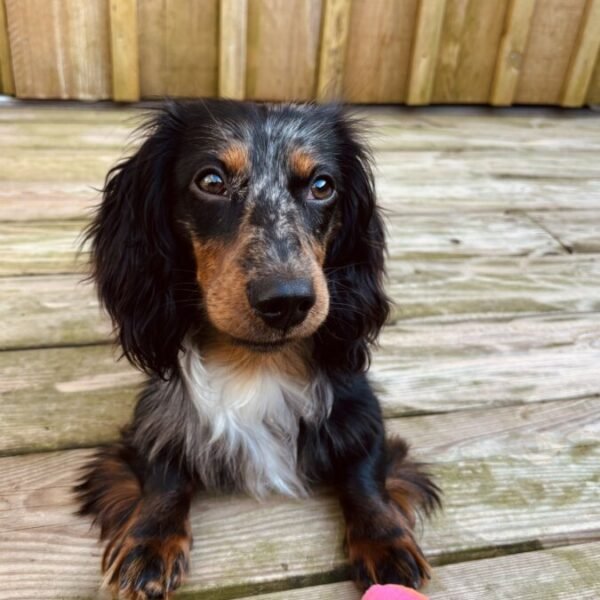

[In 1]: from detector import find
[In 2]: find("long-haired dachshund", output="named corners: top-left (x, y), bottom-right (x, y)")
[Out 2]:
top-left (75, 100), bottom-right (440, 599)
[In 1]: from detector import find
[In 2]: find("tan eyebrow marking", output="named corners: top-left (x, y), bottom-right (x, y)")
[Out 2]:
top-left (220, 143), bottom-right (249, 173)
top-left (289, 148), bottom-right (317, 179)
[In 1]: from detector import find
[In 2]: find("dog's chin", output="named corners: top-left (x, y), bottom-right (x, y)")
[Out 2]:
top-left (229, 336), bottom-right (289, 353)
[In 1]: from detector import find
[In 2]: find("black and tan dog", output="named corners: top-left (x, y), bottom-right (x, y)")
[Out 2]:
top-left (76, 100), bottom-right (440, 599)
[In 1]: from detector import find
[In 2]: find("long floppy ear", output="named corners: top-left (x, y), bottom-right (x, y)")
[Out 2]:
top-left (316, 115), bottom-right (391, 373)
top-left (85, 106), bottom-right (195, 378)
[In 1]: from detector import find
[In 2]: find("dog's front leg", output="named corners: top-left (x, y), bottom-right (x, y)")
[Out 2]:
top-left (302, 377), bottom-right (440, 591)
top-left (76, 443), bottom-right (193, 599)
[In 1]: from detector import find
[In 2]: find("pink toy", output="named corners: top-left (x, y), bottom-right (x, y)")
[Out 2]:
top-left (362, 584), bottom-right (429, 600)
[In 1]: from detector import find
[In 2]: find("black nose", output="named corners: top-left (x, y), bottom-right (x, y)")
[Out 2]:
top-left (247, 277), bottom-right (316, 330)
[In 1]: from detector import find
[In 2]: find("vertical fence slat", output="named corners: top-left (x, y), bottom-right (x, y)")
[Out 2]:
top-left (219, 0), bottom-right (248, 99)
top-left (561, 0), bottom-right (600, 107)
top-left (246, 0), bottom-right (323, 101)
top-left (587, 51), bottom-right (600, 104)
top-left (515, 0), bottom-right (588, 104)
top-left (315, 0), bottom-right (352, 101)
top-left (343, 0), bottom-right (418, 103)
top-left (406, 0), bottom-right (447, 105)
top-left (5, 0), bottom-right (111, 100)
top-left (433, 0), bottom-right (509, 103)
top-left (109, 0), bottom-right (140, 102)
top-left (0, 0), bottom-right (15, 94)
top-left (490, 0), bottom-right (536, 106)
top-left (138, 0), bottom-right (219, 98)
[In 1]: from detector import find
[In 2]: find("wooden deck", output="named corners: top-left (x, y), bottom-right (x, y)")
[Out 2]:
top-left (0, 104), bottom-right (599, 599)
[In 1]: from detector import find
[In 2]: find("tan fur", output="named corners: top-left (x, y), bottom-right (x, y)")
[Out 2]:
top-left (192, 229), bottom-right (329, 343)
top-left (103, 527), bottom-right (191, 599)
top-left (289, 147), bottom-right (317, 179)
top-left (220, 142), bottom-right (249, 174)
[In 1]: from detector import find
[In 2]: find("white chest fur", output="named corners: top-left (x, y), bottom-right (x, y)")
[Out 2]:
top-left (178, 344), bottom-right (331, 499)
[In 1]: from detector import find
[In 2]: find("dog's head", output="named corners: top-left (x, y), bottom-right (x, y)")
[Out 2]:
top-left (89, 101), bottom-right (389, 377)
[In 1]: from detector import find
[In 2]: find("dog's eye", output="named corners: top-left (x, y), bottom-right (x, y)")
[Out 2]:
top-left (309, 176), bottom-right (335, 201)
top-left (194, 170), bottom-right (228, 196)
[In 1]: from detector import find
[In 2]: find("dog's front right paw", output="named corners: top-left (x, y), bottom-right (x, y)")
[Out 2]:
top-left (102, 532), bottom-right (191, 599)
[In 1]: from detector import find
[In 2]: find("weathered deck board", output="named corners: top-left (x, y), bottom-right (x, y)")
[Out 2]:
top-left (236, 542), bottom-right (600, 599)
top-left (1, 104), bottom-right (599, 599)
top-left (0, 345), bottom-right (141, 455)
top-left (0, 398), bottom-right (597, 599)
top-left (4, 254), bottom-right (600, 351)
top-left (2, 148), bottom-right (599, 184)
top-left (2, 178), bottom-right (599, 224)
top-left (527, 210), bottom-right (600, 253)
top-left (2, 110), bottom-right (600, 151)
top-left (3, 314), bottom-right (600, 453)
top-left (0, 182), bottom-right (98, 222)
top-left (0, 275), bottom-right (107, 350)
top-left (0, 221), bottom-right (87, 276)
top-left (0, 212), bottom-right (562, 276)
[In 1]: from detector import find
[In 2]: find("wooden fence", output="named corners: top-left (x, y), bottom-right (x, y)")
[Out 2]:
top-left (0, 0), bottom-right (599, 106)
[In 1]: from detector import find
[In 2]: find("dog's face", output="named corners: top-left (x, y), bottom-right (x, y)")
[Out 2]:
top-left (90, 100), bottom-right (388, 376)
top-left (173, 104), bottom-right (341, 350)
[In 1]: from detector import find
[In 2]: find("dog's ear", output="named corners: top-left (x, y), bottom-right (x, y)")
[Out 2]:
top-left (317, 115), bottom-right (390, 373)
top-left (85, 106), bottom-right (194, 378)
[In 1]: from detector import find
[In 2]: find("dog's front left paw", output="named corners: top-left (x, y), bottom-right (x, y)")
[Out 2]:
top-left (102, 533), bottom-right (191, 599)
top-left (346, 507), bottom-right (430, 591)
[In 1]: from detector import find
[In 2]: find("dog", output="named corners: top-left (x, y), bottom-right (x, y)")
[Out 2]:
top-left (75, 100), bottom-right (441, 599)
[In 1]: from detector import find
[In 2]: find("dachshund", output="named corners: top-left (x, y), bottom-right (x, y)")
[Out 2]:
top-left (75, 100), bottom-right (440, 599)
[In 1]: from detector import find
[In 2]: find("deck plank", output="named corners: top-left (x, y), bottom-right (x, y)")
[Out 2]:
top-left (1, 148), bottom-right (599, 183)
top-left (527, 210), bottom-right (600, 253)
top-left (2, 314), bottom-right (600, 453)
top-left (4, 254), bottom-right (600, 351)
top-left (0, 345), bottom-right (141, 455)
top-left (235, 542), bottom-right (600, 599)
top-left (0, 398), bottom-right (597, 599)
top-left (0, 212), bottom-right (562, 276)
top-left (2, 178), bottom-right (599, 223)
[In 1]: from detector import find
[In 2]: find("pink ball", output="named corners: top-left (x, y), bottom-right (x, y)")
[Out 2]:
top-left (362, 584), bottom-right (429, 600)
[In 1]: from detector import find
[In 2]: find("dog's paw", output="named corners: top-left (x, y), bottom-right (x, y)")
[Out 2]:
top-left (347, 513), bottom-right (430, 591)
top-left (102, 533), bottom-right (191, 599)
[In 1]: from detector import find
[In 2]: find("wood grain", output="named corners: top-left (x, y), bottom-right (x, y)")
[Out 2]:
top-left (0, 210), bottom-right (563, 276)
top-left (0, 183), bottom-right (99, 222)
top-left (516, 0), bottom-right (588, 104)
top-left (375, 313), bottom-right (600, 416)
top-left (0, 345), bottom-right (141, 455)
top-left (0, 0), bottom-right (15, 95)
top-left (138, 0), bottom-right (219, 98)
top-left (561, 0), bottom-right (600, 107)
top-left (0, 221), bottom-right (88, 276)
top-left (5, 0), bottom-right (111, 100)
top-left (490, 0), bottom-right (536, 106)
top-left (236, 542), bottom-right (600, 599)
top-left (0, 398), bottom-right (597, 598)
top-left (0, 275), bottom-right (109, 351)
top-left (406, 0), bottom-right (447, 105)
top-left (527, 210), bottom-right (600, 253)
top-left (108, 0), bottom-right (140, 102)
top-left (587, 49), bottom-right (600, 103)
top-left (315, 0), bottom-right (352, 101)
top-left (343, 0), bottom-right (418, 103)
top-left (3, 145), bottom-right (600, 185)
top-left (246, 0), bottom-right (323, 101)
top-left (3, 313), bottom-right (600, 452)
top-left (219, 0), bottom-right (248, 99)
top-left (3, 254), bottom-right (600, 352)
top-left (432, 0), bottom-right (509, 103)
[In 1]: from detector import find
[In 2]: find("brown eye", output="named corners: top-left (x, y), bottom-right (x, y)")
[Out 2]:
top-left (195, 170), bottom-right (227, 196)
top-left (309, 176), bottom-right (335, 201)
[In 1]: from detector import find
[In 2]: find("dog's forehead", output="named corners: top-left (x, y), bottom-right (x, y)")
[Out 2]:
top-left (218, 105), bottom-right (338, 166)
